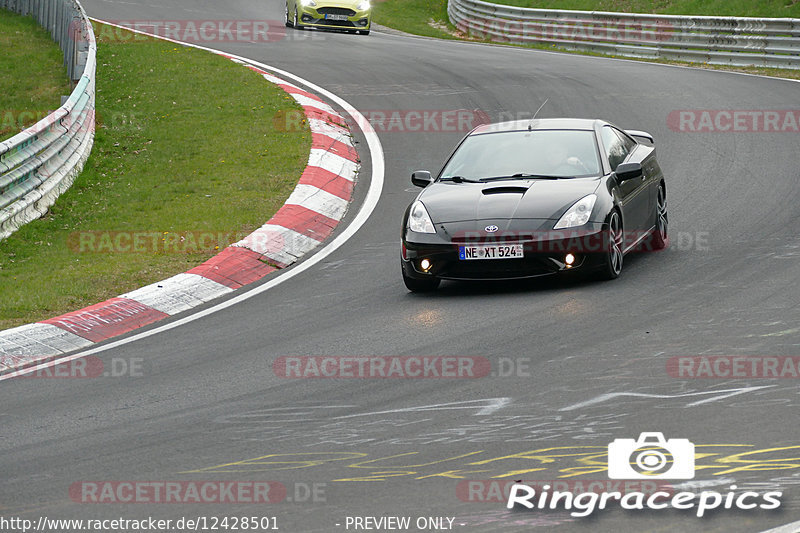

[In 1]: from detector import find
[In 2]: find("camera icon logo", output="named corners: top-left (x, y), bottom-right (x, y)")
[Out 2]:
top-left (608, 432), bottom-right (695, 480)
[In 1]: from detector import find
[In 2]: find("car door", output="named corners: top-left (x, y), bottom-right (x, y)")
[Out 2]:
top-left (600, 126), bottom-right (649, 247)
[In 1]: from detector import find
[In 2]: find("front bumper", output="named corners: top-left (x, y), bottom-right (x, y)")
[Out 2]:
top-left (402, 222), bottom-right (608, 281)
top-left (297, 5), bottom-right (371, 30)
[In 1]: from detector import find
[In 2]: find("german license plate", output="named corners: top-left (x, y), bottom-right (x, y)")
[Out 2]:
top-left (459, 244), bottom-right (524, 260)
top-left (325, 14), bottom-right (349, 21)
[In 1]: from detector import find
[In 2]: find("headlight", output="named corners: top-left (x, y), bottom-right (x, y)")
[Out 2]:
top-left (408, 201), bottom-right (436, 234)
top-left (357, 0), bottom-right (370, 10)
top-left (554, 194), bottom-right (597, 229)
top-left (300, 0), bottom-right (316, 6)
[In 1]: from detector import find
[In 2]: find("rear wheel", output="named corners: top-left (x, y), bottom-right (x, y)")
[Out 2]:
top-left (596, 210), bottom-right (623, 280)
top-left (402, 268), bottom-right (440, 292)
top-left (651, 183), bottom-right (668, 250)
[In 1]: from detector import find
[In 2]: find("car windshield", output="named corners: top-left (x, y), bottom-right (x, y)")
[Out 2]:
top-left (440, 129), bottom-right (601, 180)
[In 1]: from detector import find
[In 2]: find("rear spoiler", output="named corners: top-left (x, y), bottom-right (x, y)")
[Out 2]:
top-left (625, 130), bottom-right (654, 144)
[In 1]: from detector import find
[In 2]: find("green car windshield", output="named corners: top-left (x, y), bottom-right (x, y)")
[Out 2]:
top-left (440, 129), bottom-right (602, 181)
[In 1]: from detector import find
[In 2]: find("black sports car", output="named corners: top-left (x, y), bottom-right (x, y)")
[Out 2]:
top-left (401, 118), bottom-right (668, 292)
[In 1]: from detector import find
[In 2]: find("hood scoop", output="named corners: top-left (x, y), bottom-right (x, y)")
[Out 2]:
top-left (482, 186), bottom-right (528, 195)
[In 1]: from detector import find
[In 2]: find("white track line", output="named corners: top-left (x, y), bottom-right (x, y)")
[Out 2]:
top-left (0, 20), bottom-right (385, 382)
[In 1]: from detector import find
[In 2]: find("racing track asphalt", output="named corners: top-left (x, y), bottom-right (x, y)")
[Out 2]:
top-left (1, 1), bottom-right (800, 531)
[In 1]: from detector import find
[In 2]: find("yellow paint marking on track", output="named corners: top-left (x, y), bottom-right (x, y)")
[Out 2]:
top-left (180, 444), bottom-right (800, 482)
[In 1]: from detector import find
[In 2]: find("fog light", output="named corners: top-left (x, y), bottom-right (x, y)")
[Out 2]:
top-left (565, 253), bottom-right (575, 266)
top-left (420, 258), bottom-right (432, 272)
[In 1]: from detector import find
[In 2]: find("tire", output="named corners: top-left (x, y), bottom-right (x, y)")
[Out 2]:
top-left (402, 267), bottom-right (440, 292)
top-left (651, 183), bottom-right (668, 250)
top-left (596, 210), bottom-right (623, 281)
top-left (285, 3), bottom-right (293, 27)
top-left (359, 30), bottom-right (370, 35)
top-left (294, 9), bottom-right (301, 29)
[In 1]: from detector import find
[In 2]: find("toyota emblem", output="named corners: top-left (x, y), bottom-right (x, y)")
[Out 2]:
top-left (485, 225), bottom-right (499, 233)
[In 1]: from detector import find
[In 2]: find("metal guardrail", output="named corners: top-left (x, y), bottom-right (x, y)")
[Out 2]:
top-left (448, 0), bottom-right (800, 69)
top-left (0, 0), bottom-right (96, 240)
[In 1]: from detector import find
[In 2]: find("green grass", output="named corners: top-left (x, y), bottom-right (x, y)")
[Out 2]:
top-left (493, 0), bottom-right (800, 18)
top-left (372, 0), bottom-right (800, 80)
top-left (373, 0), bottom-right (457, 38)
top-left (0, 9), bottom-right (72, 140)
top-left (0, 22), bottom-right (311, 330)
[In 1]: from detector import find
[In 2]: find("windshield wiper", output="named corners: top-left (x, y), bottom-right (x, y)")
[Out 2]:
top-left (480, 173), bottom-right (564, 182)
top-left (441, 175), bottom-right (482, 183)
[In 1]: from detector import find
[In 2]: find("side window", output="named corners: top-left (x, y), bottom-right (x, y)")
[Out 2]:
top-left (616, 129), bottom-right (637, 153)
top-left (601, 127), bottom-right (630, 171)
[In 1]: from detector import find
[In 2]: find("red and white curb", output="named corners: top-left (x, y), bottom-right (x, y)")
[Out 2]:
top-left (0, 56), bottom-right (359, 374)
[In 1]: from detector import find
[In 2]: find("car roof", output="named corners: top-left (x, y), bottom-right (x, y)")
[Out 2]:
top-left (470, 118), bottom-right (605, 135)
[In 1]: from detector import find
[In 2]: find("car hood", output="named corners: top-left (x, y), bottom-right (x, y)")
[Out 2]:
top-left (418, 178), bottom-right (601, 226)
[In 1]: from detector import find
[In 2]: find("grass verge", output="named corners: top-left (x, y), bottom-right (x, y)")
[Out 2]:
top-left (372, 0), bottom-right (800, 81)
top-left (0, 22), bottom-right (311, 330)
top-left (0, 9), bottom-right (72, 140)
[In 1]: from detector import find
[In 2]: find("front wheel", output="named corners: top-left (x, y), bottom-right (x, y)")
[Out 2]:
top-left (402, 267), bottom-right (440, 292)
top-left (651, 183), bottom-right (668, 250)
top-left (596, 210), bottom-right (623, 281)
top-left (358, 29), bottom-right (370, 35)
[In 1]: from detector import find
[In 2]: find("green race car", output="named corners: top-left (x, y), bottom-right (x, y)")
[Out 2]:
top-left (285, 0), bottom-right (372, 35)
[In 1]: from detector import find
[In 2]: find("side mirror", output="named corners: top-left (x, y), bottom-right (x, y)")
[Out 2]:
top-left (411, 170), bottom-right (433, 188)
top-left (615, 162), bottom-right (643, 182)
